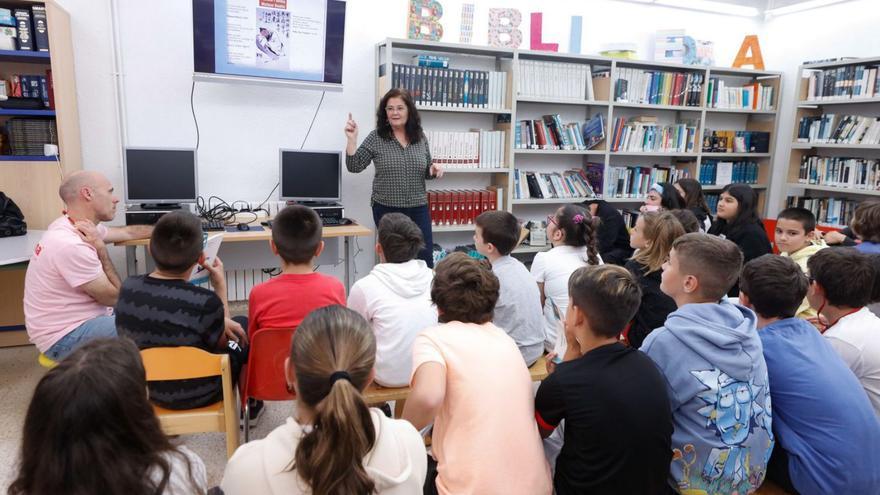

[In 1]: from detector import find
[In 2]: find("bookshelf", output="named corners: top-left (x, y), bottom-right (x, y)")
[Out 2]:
top-left (375, 38), bottom-right (782, 253)
top-left (783, 56), bottom-right (880, 228)
top-left (0, 1), bottom-right (81, 347)
top-left (0, 0), bottom-right (81, 230)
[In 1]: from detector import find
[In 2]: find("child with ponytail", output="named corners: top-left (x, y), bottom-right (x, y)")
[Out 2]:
top-left (221, 305), bottom-right (427, 495)
top-left (531, 204), bottom-right (603, 357)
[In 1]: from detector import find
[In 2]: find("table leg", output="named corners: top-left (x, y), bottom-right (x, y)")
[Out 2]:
top-left (344, 235), bottom-right (351, 291)
top-left (126, 245), bottom-right (137, 276)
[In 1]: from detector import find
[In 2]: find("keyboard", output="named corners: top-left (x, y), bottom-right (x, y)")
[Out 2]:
top-left (322, 217), bottom-right (341, 226)
top-left (201, 220), bottom-right (226, 231)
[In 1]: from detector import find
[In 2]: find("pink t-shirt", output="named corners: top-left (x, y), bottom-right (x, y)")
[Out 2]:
top-left (24, 216), bottom-right (112, 352)
top-left (411, 321), bottom-right (552, 495)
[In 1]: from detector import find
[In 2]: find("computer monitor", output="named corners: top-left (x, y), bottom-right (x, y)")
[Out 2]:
top-left (279, 149), bottom-right (341, 203)
top-left (124, 147), bottom-right (198, 208)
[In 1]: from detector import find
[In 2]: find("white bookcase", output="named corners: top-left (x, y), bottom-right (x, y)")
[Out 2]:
top-left (783, 56), bottom-right (880, 229)
top-left (375, 38), bottom-right (782, 254)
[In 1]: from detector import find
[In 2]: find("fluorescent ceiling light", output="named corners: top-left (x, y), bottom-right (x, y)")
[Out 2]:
top-left (765, 0), bottom-right (848, 16)
top-left (654, 0), bottom-right (761, 16)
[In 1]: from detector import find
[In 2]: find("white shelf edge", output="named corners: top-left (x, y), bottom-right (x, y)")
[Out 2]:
top-left (786, 183), bottom-right (880, 197)
top-left (511, 197), bottom-right (592, 205)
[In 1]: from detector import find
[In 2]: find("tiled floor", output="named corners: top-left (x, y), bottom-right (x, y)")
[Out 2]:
top-left (0, 344), bottom-right (296, 490)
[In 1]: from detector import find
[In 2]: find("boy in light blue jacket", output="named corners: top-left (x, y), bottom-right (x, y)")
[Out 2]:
top-left (641, 233), bottom-right (773, 495)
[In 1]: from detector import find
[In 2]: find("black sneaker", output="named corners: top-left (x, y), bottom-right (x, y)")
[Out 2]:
top-left (240, 399), bottom-right (265, 428)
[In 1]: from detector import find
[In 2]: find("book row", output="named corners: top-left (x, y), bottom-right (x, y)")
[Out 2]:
top-left (0, 6), bottom-right (49, 52)
top-left (391, 63), bottom-right (507, 109)
top-left (706, 193), bottom-right (720, 215)
top-left (786, 195), bottom-right (857, 228)
top-left (702, 130), bottom-right (771, 153)
top-left (1, 70), bottom-right (54, 108)
top-left (513, 169), bottom-right (597, 200)
top-left (427, 188), bottom-right (501, 226)
top-left (610, 117), bottom-right (698, 153)
top-left (516, 59), bottom-right (597, 101)
top-left (796, 114), bottom-right (880, 145)
top-left (705, 79), bottom-right (774, 110)
top-left (605, 165), bottom-right (690, 198)
top-left (804, 65), bottom-right (880, 101)
top-left (796, 156), bottom-right (880, 190)
top-left (698, 160), bottom-right (760, 185)
top-left (613, 69), bottom-right (703, 107)
top-left (425, 130), bottom-right (506, 169)
top-left (514, 114), bottom-right (605, 150)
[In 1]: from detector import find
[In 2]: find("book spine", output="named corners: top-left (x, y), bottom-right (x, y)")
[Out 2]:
top-left (31, 5), bottom-right (48, 52)
top-left (13, 9), bottom-right (32, 50)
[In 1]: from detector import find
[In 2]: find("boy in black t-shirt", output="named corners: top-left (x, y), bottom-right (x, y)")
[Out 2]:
top-left (115, 211), bottom-right (249, 411)
top-left (535, 264), bottom-right (673, 495)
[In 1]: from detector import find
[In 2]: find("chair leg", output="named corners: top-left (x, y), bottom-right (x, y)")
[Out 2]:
top-left (394, 398), bottom-right (406, 418)
top-left (244, 400), bottom-right (250, 443)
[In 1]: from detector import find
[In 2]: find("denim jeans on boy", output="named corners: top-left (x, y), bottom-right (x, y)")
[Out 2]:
top-left (45, 315), bottom-right (117, 361)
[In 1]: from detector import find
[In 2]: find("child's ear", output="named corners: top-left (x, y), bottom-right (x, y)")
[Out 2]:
top-left (314, 240), bottom-right (325, 258)
top-left (739, 291), bottom-right (751, 309)
top-left (269, 239), bottom-right (279, 256)
top-left (683, 274), bottom-right (700, 295)
top-left (806, 229), bottom-right (817, 241)
top-left (487, 242), bottom-right (497, 254)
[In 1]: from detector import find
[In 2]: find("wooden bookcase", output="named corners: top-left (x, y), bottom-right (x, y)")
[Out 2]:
top-left (375, 38), bottom-right (782, 254)
top-left (0, 0), bottom-right (81, 347)
top-left (783, 56), bottom-right (880, 229)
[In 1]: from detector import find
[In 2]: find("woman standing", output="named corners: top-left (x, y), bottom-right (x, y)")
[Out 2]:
top-left (345, 88), bottom-right (442, 267)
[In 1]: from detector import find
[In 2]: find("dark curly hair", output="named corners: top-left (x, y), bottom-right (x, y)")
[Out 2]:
top-left (431, 252), bottom-right (499, 324)
top-left (376, 88), bottom-right (423, 144)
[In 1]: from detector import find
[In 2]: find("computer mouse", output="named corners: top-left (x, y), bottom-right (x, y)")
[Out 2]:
top-left (339, 218), bottom-right (353, 225)
top-left (236, 223), bottom-right (250, 231)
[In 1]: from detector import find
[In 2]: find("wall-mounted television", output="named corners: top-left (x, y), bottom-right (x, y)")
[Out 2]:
top-left (192, 0), bottom-right (346, 89)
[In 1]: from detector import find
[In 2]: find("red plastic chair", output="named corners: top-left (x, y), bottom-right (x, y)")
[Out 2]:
top-left (240, 327), bottom-right (296, 442)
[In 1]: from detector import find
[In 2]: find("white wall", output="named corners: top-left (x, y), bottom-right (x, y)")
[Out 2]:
top-left (55, 0), bottom-right (872, 277)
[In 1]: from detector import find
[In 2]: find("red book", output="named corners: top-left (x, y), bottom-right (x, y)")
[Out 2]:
top-left (451, 190), bottom-right (460, 225)
top-left (467, 190), bottom-right (476, 223)
top-left (428, 191), bottom-right (437, 226)
top-left (534, 120), bottom-right (548, 147)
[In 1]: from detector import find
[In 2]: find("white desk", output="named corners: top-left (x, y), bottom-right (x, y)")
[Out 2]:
top-left (0, 230), bottom-right (44, 346)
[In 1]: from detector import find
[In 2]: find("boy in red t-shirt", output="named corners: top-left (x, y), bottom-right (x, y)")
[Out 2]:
top-left (248, 206), bottom-right (346, 337)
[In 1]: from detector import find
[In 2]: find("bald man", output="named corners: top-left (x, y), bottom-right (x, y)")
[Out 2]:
top-left (23, 171), bottom-right (152, 360)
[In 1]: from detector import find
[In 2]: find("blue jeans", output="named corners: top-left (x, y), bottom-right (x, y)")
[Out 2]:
top-left (372, 202), bottom-right (434, 268)
top-left (45, 315), bottom-right (117, 361)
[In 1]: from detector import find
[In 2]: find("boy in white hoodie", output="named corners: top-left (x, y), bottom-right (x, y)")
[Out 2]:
top-left (349, 212), bottom-right (437, 387)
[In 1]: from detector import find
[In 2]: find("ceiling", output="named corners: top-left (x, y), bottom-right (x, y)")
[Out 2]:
top-left (615, 0), bottom-right (854, 18)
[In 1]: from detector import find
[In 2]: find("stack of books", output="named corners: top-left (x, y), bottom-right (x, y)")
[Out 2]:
top-left (702, 130), bottom-right (771, 153)
top-left (804, 65), bottom-right (880, 101)
top-left (517, 59), bottom-right (595, 100)
top-left (796, 114), bottom-right (880, 145)
top-left (427, 188), bottom-right (502, 226)
top-left (786, 195), bottom-right (858, 227)
top-left (5, 118), bottom-right (57, 155)
top-left (391, 63), bottom-right (507, 109)
top-left (699, 161), bottom-right (759, 185)
top-left (610, 116), bottom-right (697, 153)
top-left (613, 68), bottom-right (703, 106)
top-left (797, 155), bottom-right (880, 189)
top-left (705, 79), bottom-right (774, 110)
top-left (425, 129), bottom-right (506, 169)
top-left (605, 165), bottom-right (689, 198)
top-left (513, 169), bottom-right (596, 200)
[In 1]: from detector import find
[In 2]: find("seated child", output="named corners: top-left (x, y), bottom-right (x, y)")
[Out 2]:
top-left (348, 213), bottom-right (437, 387)
top-left (531, 204), bottom-right (602, 357)
top-left (640, 233), bottom-right (773, 494)
top-left (583, 199), bottom-right (633, 266)
top-left (403, 253), bottom-right (552, 495)
top-left (807, 248), bottom-right (880, 416)
top-left (222, 305), bottom-right (427, 494)
top-left (116, 211), bottom-right (248, 410)
top-left (624, 211), bottom-right (686, 348)
top-left (248, 205), bottom-right (346, 335)
top-left (852, 200), bottom-right (880, 253)
top-left (675, 178), bottom-right (713, 232)
top-left (474, 210), bottom-right (544, 365)
top-left (774, 207), bottom-right (826, 320)
top-left (670, 209), bottom-right (701, 234)
top-left (740, 254), bottom-right (880, 494)
top-left (9, 338), bottom-right (207, 495)
top-left (535, 265), bottom-right (673, 494)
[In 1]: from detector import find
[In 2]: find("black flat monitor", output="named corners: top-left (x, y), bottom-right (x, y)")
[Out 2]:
top-left (279, 149), bottom-right (341, 203)
top-left (124, 148), bottom-right (198, 208)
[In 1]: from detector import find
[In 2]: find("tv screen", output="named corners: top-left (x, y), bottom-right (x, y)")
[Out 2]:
top-left (192, 0), bottom-right (346, 86)
top-left (125, 148), bottom-right (198, 203)
top-left (279, 149), bottom-right (341, 202)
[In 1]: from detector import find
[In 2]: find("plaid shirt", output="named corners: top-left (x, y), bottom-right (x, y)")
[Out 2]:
top-left (346, 130), bottom-right (435, 208)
